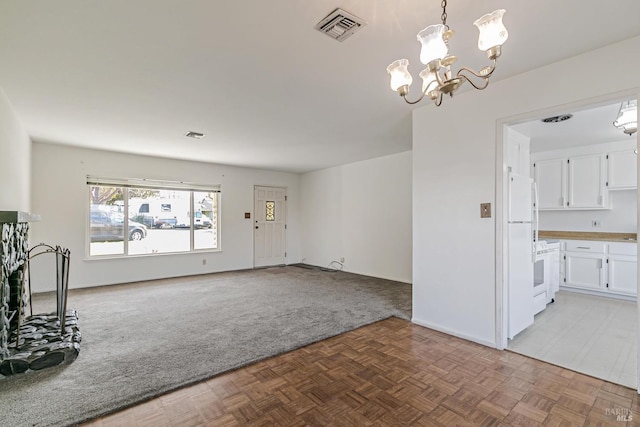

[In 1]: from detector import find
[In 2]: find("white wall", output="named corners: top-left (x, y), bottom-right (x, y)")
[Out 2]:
top-left (301, 151), bottom-right (412, 283)
top-left (539, 190), bottom-right (636, 232)
top-left (30, 143), bottom-right (301, 291)
top-left (0, 87), bottom-right (31, 211)
top-left (413, 36), bottom-right (640, 346)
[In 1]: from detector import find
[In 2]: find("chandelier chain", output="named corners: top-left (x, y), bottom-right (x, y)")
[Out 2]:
top-left (441, 0), bottom-right (448, 26)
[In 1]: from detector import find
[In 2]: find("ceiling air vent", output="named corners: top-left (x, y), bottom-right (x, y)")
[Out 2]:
top-left (315, 8), bottom-right (366, 42)
top-left (541, 114), bottom-right (573, 123)
top-left (185, 131), bottom-right (205, 139)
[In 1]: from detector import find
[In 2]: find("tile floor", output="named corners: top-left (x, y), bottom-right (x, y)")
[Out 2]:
top-left (509, 290), bottom-right (637, 388)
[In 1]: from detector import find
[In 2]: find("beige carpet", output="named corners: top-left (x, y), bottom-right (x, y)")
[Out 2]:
top-left (0, 265), bottom-right (411, 427)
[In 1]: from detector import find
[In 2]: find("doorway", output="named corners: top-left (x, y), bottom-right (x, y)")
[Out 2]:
top-left (254, 186), bottom-right (287, 267)
top-left (501, 96), bottom-right (638, 389)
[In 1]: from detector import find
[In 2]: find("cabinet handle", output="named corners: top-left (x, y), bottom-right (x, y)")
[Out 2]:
top-left (576, 246), bottom-right (590, 249)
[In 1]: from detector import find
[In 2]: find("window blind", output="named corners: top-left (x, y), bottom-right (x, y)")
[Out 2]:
top-left (87, 176), bottom-right (221, 192)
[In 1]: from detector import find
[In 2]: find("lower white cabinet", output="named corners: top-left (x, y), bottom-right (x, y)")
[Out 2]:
top-left (561, 240), bottom-right (637, 297)
top-left (564, 252), bottom-right (606, 290)
top-left (608, 242), bottom-right (638, 296)
top-left (609, 255), bottom-right (637, 295)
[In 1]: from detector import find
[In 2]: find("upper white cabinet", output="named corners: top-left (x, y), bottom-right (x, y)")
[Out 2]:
top-left (533, 158), bottom-right (565, 209)
top-left (532, 154), bottom-right (608, 210)
top-left (532, 140), bottom-right (636, 210)
top-left (567, 154), bottom-right (607, 209)
top-left (607, 149), bottom-right (637, 190)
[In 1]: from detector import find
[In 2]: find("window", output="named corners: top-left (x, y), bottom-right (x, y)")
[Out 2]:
top-left (87, 177), bottom-right (220, 257)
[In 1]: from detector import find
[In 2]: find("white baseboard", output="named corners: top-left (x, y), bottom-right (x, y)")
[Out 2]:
top-left (559, 286), bottom-right (636, 302)
top-left (411, 317), bottom-right (497, 349)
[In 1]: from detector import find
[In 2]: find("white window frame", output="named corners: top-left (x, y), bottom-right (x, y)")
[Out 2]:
top-left (86, 176), bottom-right (221, 258)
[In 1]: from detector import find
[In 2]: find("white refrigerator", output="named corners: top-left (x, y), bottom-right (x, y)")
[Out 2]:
top-left (508, 172), bottom-right (535, 340)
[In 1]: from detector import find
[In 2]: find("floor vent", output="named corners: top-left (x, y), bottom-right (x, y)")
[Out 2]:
top-left (315, 8), bottom-right (366, 42)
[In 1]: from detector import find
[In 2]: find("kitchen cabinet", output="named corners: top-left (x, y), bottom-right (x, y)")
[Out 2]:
top-left (532, 154), bottom-right (608, 210)
top-left (560, 240), bottom-right (637, 297)
top-left (533, 158), bottom-right (565, 209)
top-left (564, 240), bottom-right (607, 290)
top-left (567, 154), bottom-right (607, 208)
top-left (608, 242), bottom-right (638, 295)
top-left (607, 150), bottom-right (637, 190)
top-left (564, 253), bottom-right (606, 290)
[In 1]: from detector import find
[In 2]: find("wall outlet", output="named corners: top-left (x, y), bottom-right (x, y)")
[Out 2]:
top-left (340, 257), bottom-right (345, 263)
top-left (592, 220), bottom-right (600, 228)
top-left (202, 259), bottom-right (207, 265)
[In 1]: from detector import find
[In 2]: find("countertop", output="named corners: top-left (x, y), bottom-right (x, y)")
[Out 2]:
top-left (538, 230), bottom-right (637, 243)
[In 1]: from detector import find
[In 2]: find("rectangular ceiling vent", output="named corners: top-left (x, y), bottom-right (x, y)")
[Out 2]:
top-left (315, 8), bottom-right (366, 42)
top-left (185, 131), bottom-right (205, 139)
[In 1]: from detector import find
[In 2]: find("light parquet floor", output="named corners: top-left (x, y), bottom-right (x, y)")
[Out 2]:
top-left (82, 318), bottom-right (638, 426)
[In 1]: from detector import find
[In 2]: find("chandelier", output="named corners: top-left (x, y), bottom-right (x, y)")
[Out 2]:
top-left (613, 99), bottom-right (637, 136)
top-left (386, 1), bottom-right (508, 106)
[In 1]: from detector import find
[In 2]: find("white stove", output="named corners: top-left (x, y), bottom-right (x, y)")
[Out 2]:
top-left (535, 239), bottom-right (560, 257)
top-left (533, 239), bottom-right (560, 314)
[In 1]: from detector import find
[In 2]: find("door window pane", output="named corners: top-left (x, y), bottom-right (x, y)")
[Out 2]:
top-left (265, 201), bottom-right (275, 221)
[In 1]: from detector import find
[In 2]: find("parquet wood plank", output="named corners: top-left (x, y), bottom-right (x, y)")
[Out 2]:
top-left (476, 390), bottom-right (519, 419)
top-left (79, 318), bottom-right (637, 426)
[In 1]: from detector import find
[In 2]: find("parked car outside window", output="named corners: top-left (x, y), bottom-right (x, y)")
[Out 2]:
top-left (90, 209), bottom-right (147, 242)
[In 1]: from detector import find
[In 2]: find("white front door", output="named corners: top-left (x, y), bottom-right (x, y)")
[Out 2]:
top-left (254, 186), bottom-right (286, 267)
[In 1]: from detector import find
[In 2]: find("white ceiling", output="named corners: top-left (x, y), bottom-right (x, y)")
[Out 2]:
top-left (513, 100), bottom-right (638, 153)
top-left (1, 1), bottom-right (639, 173)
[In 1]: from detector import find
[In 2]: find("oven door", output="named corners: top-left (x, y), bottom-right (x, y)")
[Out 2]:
top-left (533, 252), bottom-right (550, 314)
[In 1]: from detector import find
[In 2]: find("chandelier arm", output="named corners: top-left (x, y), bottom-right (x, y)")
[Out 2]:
top-left (402, 92), bottom-right (428, 105)
top-left (456, 58), bottom-right (498, 91)
top-left (401, 79), bottom-right (440, 105)
top-left (456, 64), bottom-right (495, 80)
top-left (456, 71), bottom-right (490, 91)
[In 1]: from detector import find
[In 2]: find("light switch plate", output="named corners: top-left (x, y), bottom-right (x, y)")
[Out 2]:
top-left (480, 203), bottom-right (491, 218)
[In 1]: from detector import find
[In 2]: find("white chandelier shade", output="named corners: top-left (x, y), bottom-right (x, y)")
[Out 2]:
top-left (417, 24), bottom-right (449, 65)
top-left (474, 9), bottom-right (508, 51)
top-left (419, 69), bottom-right (437, 93)
top-left (613, 99), bottom-right (638, 136)
top-left (386, 59), bottom-right (413, 91)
